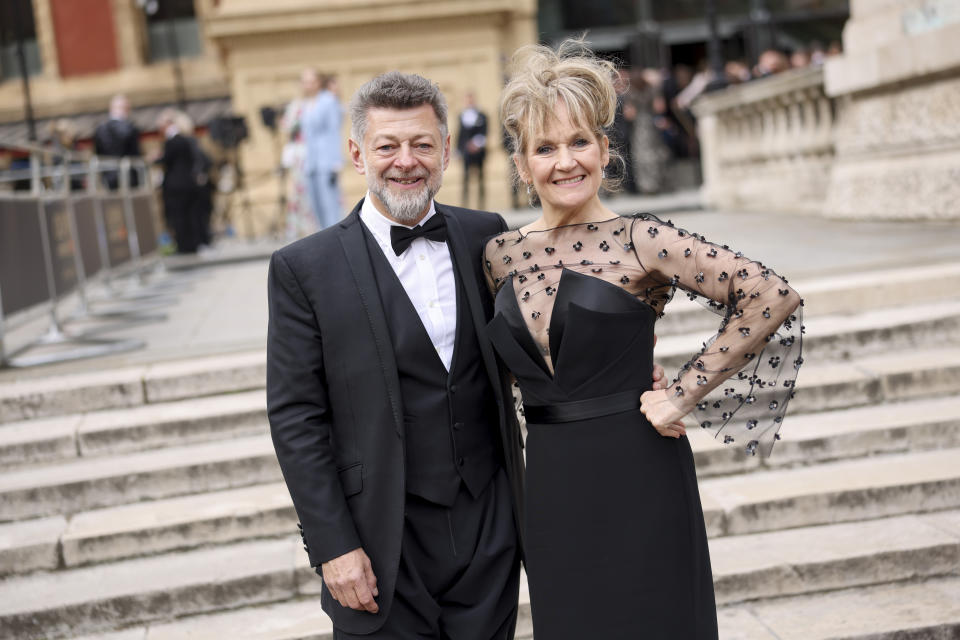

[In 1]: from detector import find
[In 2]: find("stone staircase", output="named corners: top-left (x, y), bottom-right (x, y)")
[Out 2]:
top-left (2, 263), bottom-right (960, 639)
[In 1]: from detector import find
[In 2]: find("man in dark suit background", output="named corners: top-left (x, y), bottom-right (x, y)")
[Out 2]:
top-left (93, 94), bottom-right (142, 190)
top-left (267, 72), bottom-right (524, 639)
top-left (456, 92), bottom-right (488, 210)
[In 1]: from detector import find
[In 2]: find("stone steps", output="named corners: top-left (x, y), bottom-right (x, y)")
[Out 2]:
top-left (0, 434), bottom-right (280, 523)
top-left (657, 298), bottom-right (960, 371)
top-left (1, 339), bottom-right (957, 476)
top-left (785, 345), bottom-right (960, 415)
top-left (0, 262), bottom-right (958, 638)
top-left (0, 351), bottom-right (265, 424)
top-left (656, 260), bottom-right (960, 336)
top-left (68, 577), bottom-right (960, 640)
top-left (3, 262), bottom-right (957, 425)
top-left (717, 577), bottom-right (960, 640)
top-left (699, 447), bottom-right (960, 537)
top-left (3, 439), bottom-right (960, 579)
top-left (0, 390), bottom-right (267, 469)
top-left (690, 394), bottom-right (960, 476)
top-left (4, 509), bottom-right (958, 639)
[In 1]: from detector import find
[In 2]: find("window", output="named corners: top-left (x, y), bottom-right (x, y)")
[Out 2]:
top-left (143, 0), bottom-right (202, 62)
top-left (0, 0), bottom-right (42, 80)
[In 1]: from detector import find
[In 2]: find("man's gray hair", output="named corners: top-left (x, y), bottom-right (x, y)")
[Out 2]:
top-left (349, 71), bottom-right (448, 143)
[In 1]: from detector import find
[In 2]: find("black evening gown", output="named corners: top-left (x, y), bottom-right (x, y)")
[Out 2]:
top-left (483, 214), bottom-right (804, 639)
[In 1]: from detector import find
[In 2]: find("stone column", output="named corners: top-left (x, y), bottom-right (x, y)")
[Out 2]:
top-left (31, 0), bottom-right (60, 79)
top-left (824, 0), bottom-right (960, 219)
top-left (111, 0), bottom-right (147, 69)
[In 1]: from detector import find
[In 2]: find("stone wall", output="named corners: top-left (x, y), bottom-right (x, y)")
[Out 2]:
top-left (695, 0), bottom-right (960, 220)
top-left (823, 0), bottom-right (960, 219)
top-left (693, 67), bottom-right (836, 216)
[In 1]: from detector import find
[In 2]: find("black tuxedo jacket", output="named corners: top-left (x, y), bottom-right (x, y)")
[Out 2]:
top-left (266, 199), bottom-right (525, 634)
top-left (94, 119), bottom-right (142, 189)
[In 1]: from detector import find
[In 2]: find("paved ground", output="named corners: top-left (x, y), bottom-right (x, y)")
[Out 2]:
top-left (3, 189), bottom-right (960, 382)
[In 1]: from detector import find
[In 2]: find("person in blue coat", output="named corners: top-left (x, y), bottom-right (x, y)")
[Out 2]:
top-left (302, 74), bottom-right (345, 229)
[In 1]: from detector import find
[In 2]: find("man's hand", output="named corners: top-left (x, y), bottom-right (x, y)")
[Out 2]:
top-left (321, 547), bottom-right (380, 613)
top-left (640, 388), bottom-right (687, 438)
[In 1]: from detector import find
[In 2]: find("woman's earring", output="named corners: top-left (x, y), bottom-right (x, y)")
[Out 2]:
top-left (602, 168), bottom-right (607, 180)
top-left (526, 182), bottom-right (538, 207)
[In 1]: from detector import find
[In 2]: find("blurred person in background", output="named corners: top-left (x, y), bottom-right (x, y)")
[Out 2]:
top-left (725, 60), bottom-right (753, 84)
top-left (94, 94), bottom-right (142, 190)
top-left (156, 109), bottom-right (201, 254)
top-left (175, 111), bottom-right (214, 249)
top-left (810, 41), bottom-right (827, 66)
top-left (457, 91), bottom-right (489, 209)
top-left (790, 48), bottom-right (812, 69)
top-left (302, 73), bottom-right (344, 229)
top-left (627, 69), bottom-right (670, 194)
top-left (47, 118), bottom-right (85, 192)
top-left (754, 49), bottom-right (790, 78)
top-left (281, 69), bottom-right (320, 240)
top-left (660, 64), bottom-right (699, 159)
top-left (610, 68), bottom-right (638, 194)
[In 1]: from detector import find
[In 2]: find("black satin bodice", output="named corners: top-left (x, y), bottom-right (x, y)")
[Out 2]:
top-left (487, 268), bottom-right (657, 408)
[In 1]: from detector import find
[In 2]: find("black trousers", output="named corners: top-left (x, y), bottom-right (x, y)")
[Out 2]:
top-left (335, 469), bottom-right (520, 639)
top-left (461, 157), bottom-right (485, 210)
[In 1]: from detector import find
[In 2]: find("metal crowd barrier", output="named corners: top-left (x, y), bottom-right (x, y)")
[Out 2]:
top-left (0, 143), bottom-right (178, 368)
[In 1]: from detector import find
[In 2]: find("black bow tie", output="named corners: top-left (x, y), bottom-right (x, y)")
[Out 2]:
top-left (390, 215), bottom-right (448, 256)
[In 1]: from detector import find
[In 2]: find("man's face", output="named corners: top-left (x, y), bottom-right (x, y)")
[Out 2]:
top-left (349, 104), bottom-right (450, 224)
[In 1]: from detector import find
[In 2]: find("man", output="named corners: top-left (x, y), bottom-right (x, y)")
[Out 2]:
top-left (455, 92), bottom-right (487, 209)
top-left (267, 72), bottom-right (666, 638)
top-left (302, 73), bottom-right (344, 229)
top-left (93, 94), bottom-right (142, 190)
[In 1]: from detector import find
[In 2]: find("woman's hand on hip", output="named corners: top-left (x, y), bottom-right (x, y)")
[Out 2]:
top-left (640, 388), bottom-right (687, 438)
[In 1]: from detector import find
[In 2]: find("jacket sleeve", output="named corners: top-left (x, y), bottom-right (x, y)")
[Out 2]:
top-left (267, 251), bottom-right (362, 565)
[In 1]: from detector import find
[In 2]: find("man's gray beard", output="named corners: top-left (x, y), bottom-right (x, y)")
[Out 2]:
top-left (365, 158), bottom-right (442, 224)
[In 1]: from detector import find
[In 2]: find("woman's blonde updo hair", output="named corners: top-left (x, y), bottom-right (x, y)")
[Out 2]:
top-left (500, 38), bottom-right (622, 192)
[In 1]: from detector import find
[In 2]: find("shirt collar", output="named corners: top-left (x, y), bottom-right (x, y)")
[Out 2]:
top-left (360, 192), bottom-right (438, 249)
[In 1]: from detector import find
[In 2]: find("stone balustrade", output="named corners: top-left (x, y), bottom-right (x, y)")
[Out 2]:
top-left (693, 66), bottom-right (837, 216)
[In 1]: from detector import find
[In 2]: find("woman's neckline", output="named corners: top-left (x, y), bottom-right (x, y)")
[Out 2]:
top-left (517, 215), bottom-right (626, 238)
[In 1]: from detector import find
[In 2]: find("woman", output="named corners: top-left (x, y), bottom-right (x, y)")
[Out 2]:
top-left (484, 41), bottom-right (804, 639)
top-left (280, 69), bottom-right (321, 240)
top-left (156, 109), bottom-right (201, 254)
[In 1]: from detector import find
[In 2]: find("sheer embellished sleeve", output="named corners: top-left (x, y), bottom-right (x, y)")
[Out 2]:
top-left (629, 214), bottom-right (804, 456)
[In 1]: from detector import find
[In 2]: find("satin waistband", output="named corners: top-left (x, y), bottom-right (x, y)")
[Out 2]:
top-left (523, 388), bottom-right (646, 424)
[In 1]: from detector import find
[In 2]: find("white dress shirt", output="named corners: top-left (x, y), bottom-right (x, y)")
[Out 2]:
top-left (360, 194), bottom-right (458, 370)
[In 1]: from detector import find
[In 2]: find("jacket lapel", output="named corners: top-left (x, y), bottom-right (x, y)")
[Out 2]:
top-left (439, 204), bottom-right (507, 414)
top-left (338, 202), bottom-right (405, 437)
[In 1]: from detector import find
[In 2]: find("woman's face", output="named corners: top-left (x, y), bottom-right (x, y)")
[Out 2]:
top-left (516, 101), bottom-right (609, 214)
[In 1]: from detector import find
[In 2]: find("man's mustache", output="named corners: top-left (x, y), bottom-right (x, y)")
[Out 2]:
top-left (384, 172), bottom-right (430, 181)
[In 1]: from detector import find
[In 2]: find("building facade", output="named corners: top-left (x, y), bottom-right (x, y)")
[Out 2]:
top-left (0, 0), bottom-right (230, 145)
top-left (205, 0), bottom-right (537, 232)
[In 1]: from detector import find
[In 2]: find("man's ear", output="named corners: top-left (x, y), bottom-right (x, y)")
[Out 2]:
top-left (442, 133), bottom-right (451, 171)
top-left (349, 139), bottom-right (365, 175)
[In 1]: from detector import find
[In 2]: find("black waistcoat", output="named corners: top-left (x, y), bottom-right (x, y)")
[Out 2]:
top-left (364, 226), bottom-right (500, 506)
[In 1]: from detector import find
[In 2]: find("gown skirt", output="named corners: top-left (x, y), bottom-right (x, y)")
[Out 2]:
top-left (486, 269), bottom-right (719, 639)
